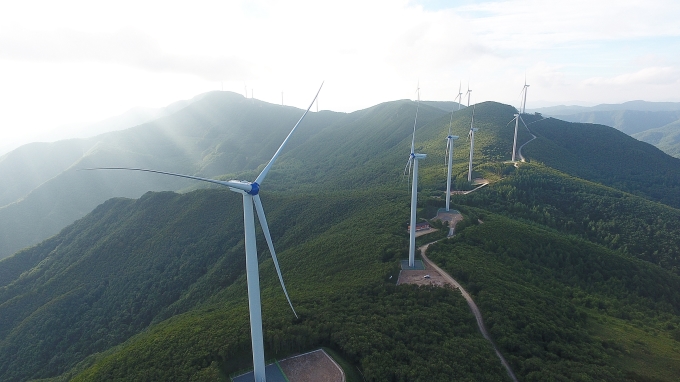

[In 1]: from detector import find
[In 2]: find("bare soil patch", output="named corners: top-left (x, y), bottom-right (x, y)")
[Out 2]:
top-left (397, 268), bottom-right (454, 287)
top-left (415, 227), bottom-right (438, 237)
top-left (433, 210), bottom-right (463, 226)
top-left (278, 349), bottom-right (345, 382)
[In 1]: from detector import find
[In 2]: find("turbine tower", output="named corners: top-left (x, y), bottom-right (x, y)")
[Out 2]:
top-left (445, 98), bottom-right (459, 212)
top-left (88, 84), bottom-right (324, 382)
top-left (455, 82), bottom-right (463, 111)
top-left (467, 105), bottom-right (478, 183)
top-left (521, 78), bottom-right (530, 114)
top-left (404, 84), bottom-right (426, 268)
top-left (465, 83), bottom-right (472, 107)
top-left (511, 80), bottom-right (530, 162)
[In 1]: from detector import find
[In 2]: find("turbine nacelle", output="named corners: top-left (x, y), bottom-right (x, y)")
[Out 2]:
top-left (228, 180), bottom-right (259, 195)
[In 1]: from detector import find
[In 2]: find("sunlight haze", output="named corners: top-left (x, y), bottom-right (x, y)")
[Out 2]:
top-left (1, 0), bottom-right (679, 153)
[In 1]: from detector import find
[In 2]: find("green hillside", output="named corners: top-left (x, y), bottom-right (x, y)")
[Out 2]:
top-left (633, 119), bottom-right (680, 158)
top-left (427, 213), bottom-right (680, 381)
top-left (1, 99), bottom-right (680, 381)
top-left (0, 92), bottom-right (347, 259)
top-left (461, 163), bottom-right (680, 274)
top-left (521, 117), bottom-right (680, 209)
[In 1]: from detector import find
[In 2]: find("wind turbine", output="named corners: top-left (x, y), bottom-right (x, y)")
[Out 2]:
top-left (465, 83), bottom-right (472, 107)
top-left (455, 82), bottom-right (463, 111)
top-left (467, 105), bottom-right (478, 183)
top-left (510, 80), bottom-right (530, 162)
top-left (445, 98), bottom-right (459, 212)
top-left (404, 84), bottom-right (426, 268)
top-left (87, 83), bottom-right (324, 382)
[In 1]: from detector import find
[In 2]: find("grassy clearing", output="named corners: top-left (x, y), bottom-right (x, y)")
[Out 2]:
top-left (588, 312), bottom-right (680, 382)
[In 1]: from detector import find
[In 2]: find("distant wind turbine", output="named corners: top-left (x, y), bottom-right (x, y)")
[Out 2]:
top-left (404, 83), bottom-right (426, 268)
top-left (465, 83), bottom-right (472, 107)
top-left (467, 105), bottom-right (478, 183)
top-left (510, 80), bottom-right (530, 162)
top-left (445, 97), bottom-right (460, 212)
top-left (86, 83), bottom-right (324, 382)
top-left (455, 82), bottom-right (463, 111)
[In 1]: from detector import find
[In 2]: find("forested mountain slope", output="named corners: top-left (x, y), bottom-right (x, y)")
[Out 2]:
top-left (521, 117), bottom-right (680, 209)
top-left (1, 99), bottom-right (680, 381)
top-left (633, 118), bottom-right (680, 158)
top-left (0, 189), bottom-right (511, 381)
top-left (0, 92), bottom-right (349, 259)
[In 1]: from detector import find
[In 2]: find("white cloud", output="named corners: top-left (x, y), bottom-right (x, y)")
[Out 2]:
top-left (583, 66), bottom-right (680, 86)
top-left (0, 28), bottom-right (253, 81)
top-left (1, 0), bottom-right (679, 150)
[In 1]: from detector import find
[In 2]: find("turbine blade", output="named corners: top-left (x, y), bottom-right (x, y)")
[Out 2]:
top-left (253, 195), bottom-right (297, 318)
top-left (403, 157), bottom-right (413, 187)
top-left (519, 115), bottom-right (530, 131)
top-left (81, 167), bottom-right (251, 192)
top-left (403, 157), bottom-right (411, 176)
top-left (470, 104), bottom-right (476, 129)
top-left (445, 139), bottom-right (451, 165)
top-left (255, 82), bottom-right (324, 185)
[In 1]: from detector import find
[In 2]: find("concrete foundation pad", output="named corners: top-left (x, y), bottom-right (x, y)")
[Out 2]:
top-left (400, 259), bottom-right (425, 270)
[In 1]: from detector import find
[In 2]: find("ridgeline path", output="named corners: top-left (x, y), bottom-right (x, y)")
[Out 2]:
top-left (517, 131), bottom-right (536, 163)
top-left (414, 210), bottom-right (518, 381)
top-left (419, 244), bottom-right (518, 382)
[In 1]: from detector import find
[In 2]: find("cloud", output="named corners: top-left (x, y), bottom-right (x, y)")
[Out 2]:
top-left (452, 0), bottom-right (680, 49)
top-left (0, 28), bottom-right (254, 81)
top-left (583, 66), bottom-right (680, 86)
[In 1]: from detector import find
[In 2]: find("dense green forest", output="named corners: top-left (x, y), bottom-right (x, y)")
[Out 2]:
top-left (1, 97), bottom-right (679, 381)
top-left (427, 214), bottom-right (680, 381)
top-left (459, 164), bottom-right (680, 274)
top-left (522, 117), bottom-right (680, 209)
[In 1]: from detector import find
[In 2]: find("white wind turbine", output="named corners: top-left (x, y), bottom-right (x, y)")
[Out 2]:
top-left (467, 105), bottom-right (478, 183)
top-left (465, 83), bottom-right (472, 107)
top-left (88, 83), bottom-right (323, 382)
top-left (510, 80), bottom-right (530, 162)
top-left (404, 84), bottom-right (426, 268)
top-left (455, 82), bottom-right (463, 111)
top-left (444, 97), bottom-right (460, 212)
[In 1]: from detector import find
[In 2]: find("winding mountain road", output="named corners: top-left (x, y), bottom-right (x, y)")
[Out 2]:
top-left (517, 132), bottom-right (536, 163)
top-left (418, 242), bottom-right (518, 382)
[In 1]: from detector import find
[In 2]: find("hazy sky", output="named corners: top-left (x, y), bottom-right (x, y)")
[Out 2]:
top-left (1, 0), bottom-right (679, 151)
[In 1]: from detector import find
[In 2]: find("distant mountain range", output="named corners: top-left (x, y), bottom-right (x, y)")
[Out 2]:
top-left (633, 118), bottom-right (680, 158)
top-left (530, 101), bottom-right (680, 158)
top-left (529, 100), bottom-right (680, 115)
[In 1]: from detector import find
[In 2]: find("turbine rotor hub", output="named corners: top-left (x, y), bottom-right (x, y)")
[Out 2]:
top-left (247, 182), bottom-right (260, 195)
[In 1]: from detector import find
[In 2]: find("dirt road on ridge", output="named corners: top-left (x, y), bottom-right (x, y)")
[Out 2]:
top-left (419, 243), bottom-right (518, 382)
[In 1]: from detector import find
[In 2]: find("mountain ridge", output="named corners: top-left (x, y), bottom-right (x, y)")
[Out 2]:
top-left (1, 95), bottom-right (680, 380)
